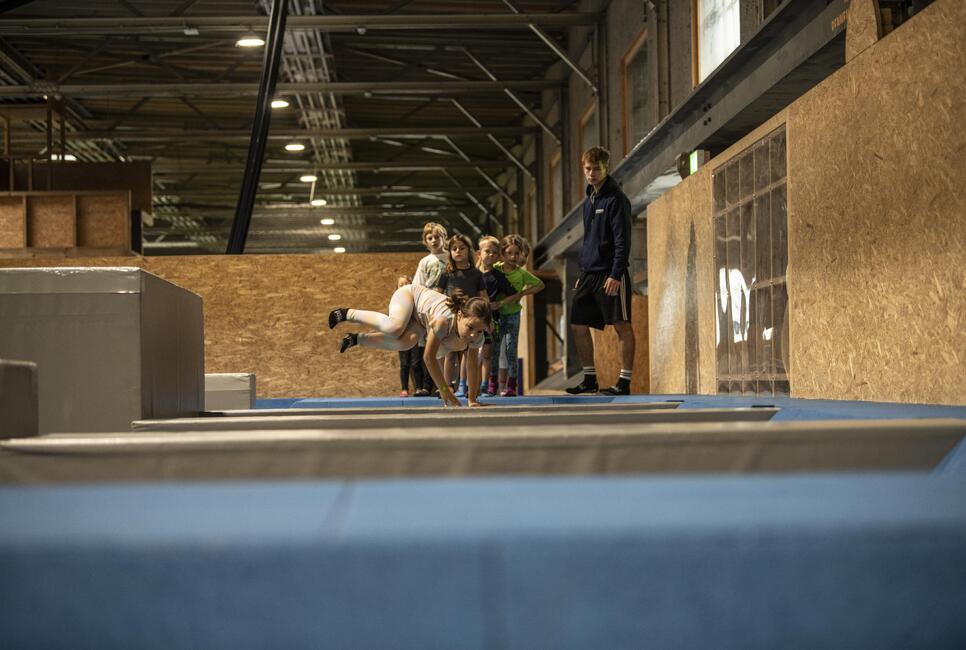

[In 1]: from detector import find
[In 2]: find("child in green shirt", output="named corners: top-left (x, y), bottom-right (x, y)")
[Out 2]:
top-left (491, 234), bottom-right (544, 396)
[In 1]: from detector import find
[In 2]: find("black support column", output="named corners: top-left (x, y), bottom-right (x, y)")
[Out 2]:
top-left (226, 0), bottom-right (288, 254)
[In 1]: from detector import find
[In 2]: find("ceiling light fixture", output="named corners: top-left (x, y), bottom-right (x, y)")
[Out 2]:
top-left (270, 99), bottom-right (289, 109)
top-left (300, 174), bottom-right (318, 183)
top-left (333, 247), bottom-right (346, 253)
top-left (312, 199), bottom-right (328, 207)
top-left (236, 33), bottom-right (265, 48)
top-left (284, 142), bottom-right (305, 152)
top-left (328, 234), bottom-right (342, 241)
top-left (320, 218), bottom-right (334, 225)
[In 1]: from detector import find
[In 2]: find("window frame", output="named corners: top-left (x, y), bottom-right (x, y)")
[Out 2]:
top-left (620, 26), bottom-right (649, 156)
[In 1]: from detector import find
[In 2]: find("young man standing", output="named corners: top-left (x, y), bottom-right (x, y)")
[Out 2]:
top-left (566, 146), bottom-right (636, 396)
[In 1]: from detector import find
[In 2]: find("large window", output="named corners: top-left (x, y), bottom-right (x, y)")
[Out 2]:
top-left (621, 28), bottom-right (649, 155)
top-left (693, 0), bottom-right (741, 84)
top-left (712, 125), bottom-right (788, 396)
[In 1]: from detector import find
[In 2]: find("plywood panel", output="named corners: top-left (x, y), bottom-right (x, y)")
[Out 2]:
top-left (591, 296), bottom-right (650, 393)
top-left (77, 193), bottom-right (130, 248)
top-left (26, 195), bottom-right (75, 248)
top-left (646, 0), bottom-right (965, 405)
top-left (786, 0), bottom-right (966, 405)
top-left (0, 197), bottom-right (26, 248)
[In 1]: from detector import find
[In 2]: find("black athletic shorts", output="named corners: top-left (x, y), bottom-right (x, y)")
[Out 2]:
top-left (570, 269), bottom-right (632, 330)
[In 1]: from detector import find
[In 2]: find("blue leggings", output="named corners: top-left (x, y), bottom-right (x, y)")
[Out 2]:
top-left (492, 311), bottom-right (521, 379)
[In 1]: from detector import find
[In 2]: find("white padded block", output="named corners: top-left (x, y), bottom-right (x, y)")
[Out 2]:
top-left (0, 267), bottom-right (204, 433)
top-left (0, 359), bottom-right (38, 438)
top-left (205, 373), bottom-right (256, 411)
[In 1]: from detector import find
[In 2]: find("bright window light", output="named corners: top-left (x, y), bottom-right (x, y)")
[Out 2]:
top-left (328, 234), bottom-right (342, 241)
top-left (333, 247), bottom-right (346, 253)
top-left (284, 142), bottom-right (305, 152)
top-left (311, 199), bottom-right (328, 207)
top-left (320, 218), bottom-right (335, 225)
top-left (236, 34), bottom-right (265, 48)
top-left (270, 99), bottom-right (289, 109)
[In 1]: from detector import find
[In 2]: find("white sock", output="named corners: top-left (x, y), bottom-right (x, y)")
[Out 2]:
top-left (619, 369), bottom-right (632, 382)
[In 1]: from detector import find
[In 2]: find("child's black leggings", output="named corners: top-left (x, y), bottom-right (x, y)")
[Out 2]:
top-left (398, 347), bottom-right (423, 391)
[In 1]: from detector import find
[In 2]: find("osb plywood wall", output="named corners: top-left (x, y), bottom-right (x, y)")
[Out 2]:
top-left (0, 253), bottom-right (422, 398)
top-left (647, 0), bottom-right (965, 405)
top-left (592, 296), bottom-right (650, 393)
top-left (787, 0), bottom-right (964, 404)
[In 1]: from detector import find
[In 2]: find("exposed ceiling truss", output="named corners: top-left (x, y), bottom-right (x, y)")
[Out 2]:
top-left (0, 0), bottom-right (591, 254)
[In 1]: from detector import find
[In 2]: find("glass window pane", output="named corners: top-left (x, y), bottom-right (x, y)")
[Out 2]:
top-left (771, 184), bottom-right (788, 278)
top-left (697, 0), bottom-right (741, 82)
top-left (628, 43), bottom-right (649, 146)
top-left (754, 142), bottom-right (769, 192)
top-left (713, 170), bottom-right (727, 214)
top-left (770, 128), bottom-right (787, 183)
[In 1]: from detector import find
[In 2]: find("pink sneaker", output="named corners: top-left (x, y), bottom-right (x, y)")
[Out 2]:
top-left (500, 377), bottom-right (517, 397)
top-left (485, 378), bottom-right (498, 396)
top-left (399, 390), bottom-right (409, 398)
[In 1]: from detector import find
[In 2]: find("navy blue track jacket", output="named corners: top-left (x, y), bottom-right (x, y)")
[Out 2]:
top-left (579, 175), bottom-right (632, 280)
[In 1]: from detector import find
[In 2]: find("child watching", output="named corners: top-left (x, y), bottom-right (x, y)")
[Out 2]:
top-left (493, 234), bottom-right (544, 396)
top-left (438, 233), bottom-right (487, 397)
top-left (395, 275), bottom-right (422, 397)
top-left (477, 235), bottom-right (520, 396)
top-left (411, 222), bottom-right (448, 396)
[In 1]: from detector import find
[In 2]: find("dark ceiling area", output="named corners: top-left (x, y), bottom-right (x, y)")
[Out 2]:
top-left (0, 0), bottom-right (589, 254)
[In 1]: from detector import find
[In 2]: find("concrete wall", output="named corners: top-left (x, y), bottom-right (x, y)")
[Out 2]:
top-left (646, 0), bottom-right (966, 405)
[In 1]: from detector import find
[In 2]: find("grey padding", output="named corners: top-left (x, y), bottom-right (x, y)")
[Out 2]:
top-left (2, 418), bottom-right (961, 484)
top-left (0, 359), bottom-right (38, 439)
top-left (204, 373), bottom-right (256, 411)
top-left (0, 268), bottom-right (204, 432)
top-left (131, 406), bottom-right (776, 432)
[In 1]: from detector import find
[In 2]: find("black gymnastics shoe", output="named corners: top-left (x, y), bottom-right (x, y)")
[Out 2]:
top-left (565, 380), bottom-right (599, 395)
top-left (328, 308), bottom-right (349, 329)
top-left (339, 333), bottom-right (358, 353)
top-left (600, 380), bottom-right (631, 396)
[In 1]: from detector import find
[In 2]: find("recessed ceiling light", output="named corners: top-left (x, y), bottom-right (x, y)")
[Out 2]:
top-left (284, 142), bottom-right (305, 152)
top-left (236, 34), bottom-right (265, 48)
top-left (320, 218), bottom-right (335, 225)
top-left (312, 199), bottom-right (328, 207)
top-left (333, 247), bottom-right (346, 253)
top-left (51, 153), bottom-right (77, 161)
top-left (270, 99), bottom-right (289, 109)
top-left (328, 234), bottom-right (342, 241)
top-left (300, 174), bottom-right (318, 183)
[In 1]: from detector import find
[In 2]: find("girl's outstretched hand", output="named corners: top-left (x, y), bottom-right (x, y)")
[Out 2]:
top-left (440, 389), bottom-right (462, 407)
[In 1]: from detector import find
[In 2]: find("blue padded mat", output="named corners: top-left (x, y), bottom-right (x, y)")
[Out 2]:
top-left (2, 475), bottom-right (965, 649)
top-left (269, 393), bottom-right (966, 421)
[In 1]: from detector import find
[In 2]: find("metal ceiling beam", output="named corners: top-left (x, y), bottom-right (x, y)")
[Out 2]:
top-left (153, 160), bottom-right (508, 172)
top-left (13, 126), bottom-right (538, 141)
top-left (0, 13), bottom-right (597, 36)
top-left (0, 80), bottom-right (557, 98)
top-left (502, 0), bottom-right (598, 95)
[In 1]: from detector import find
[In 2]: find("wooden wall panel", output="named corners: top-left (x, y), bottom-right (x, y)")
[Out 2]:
top-left (591, 296), bottom-right (650, 393)
top-left (76, 193), bottom-right (130, 248)
top-left (26, 195), bottom-right (75, 248)
top-left (646, 0), bottom-right (965, 405)
top-left (0, 253), bottom-right (423, 399)
top-left (0, 197), bottom-right (26, 248)
top-left (786, 0), bottom-right (965, 405)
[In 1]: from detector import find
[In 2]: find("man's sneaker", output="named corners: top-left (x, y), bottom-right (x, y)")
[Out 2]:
top-left (565, 380), bottom-right (598, 395)
top-left (600, 379), bottom-right (631, 396)
top-left (339, 332), bottom-right (358, 353)
top-left (328, 308), bottom-right (349, 329)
